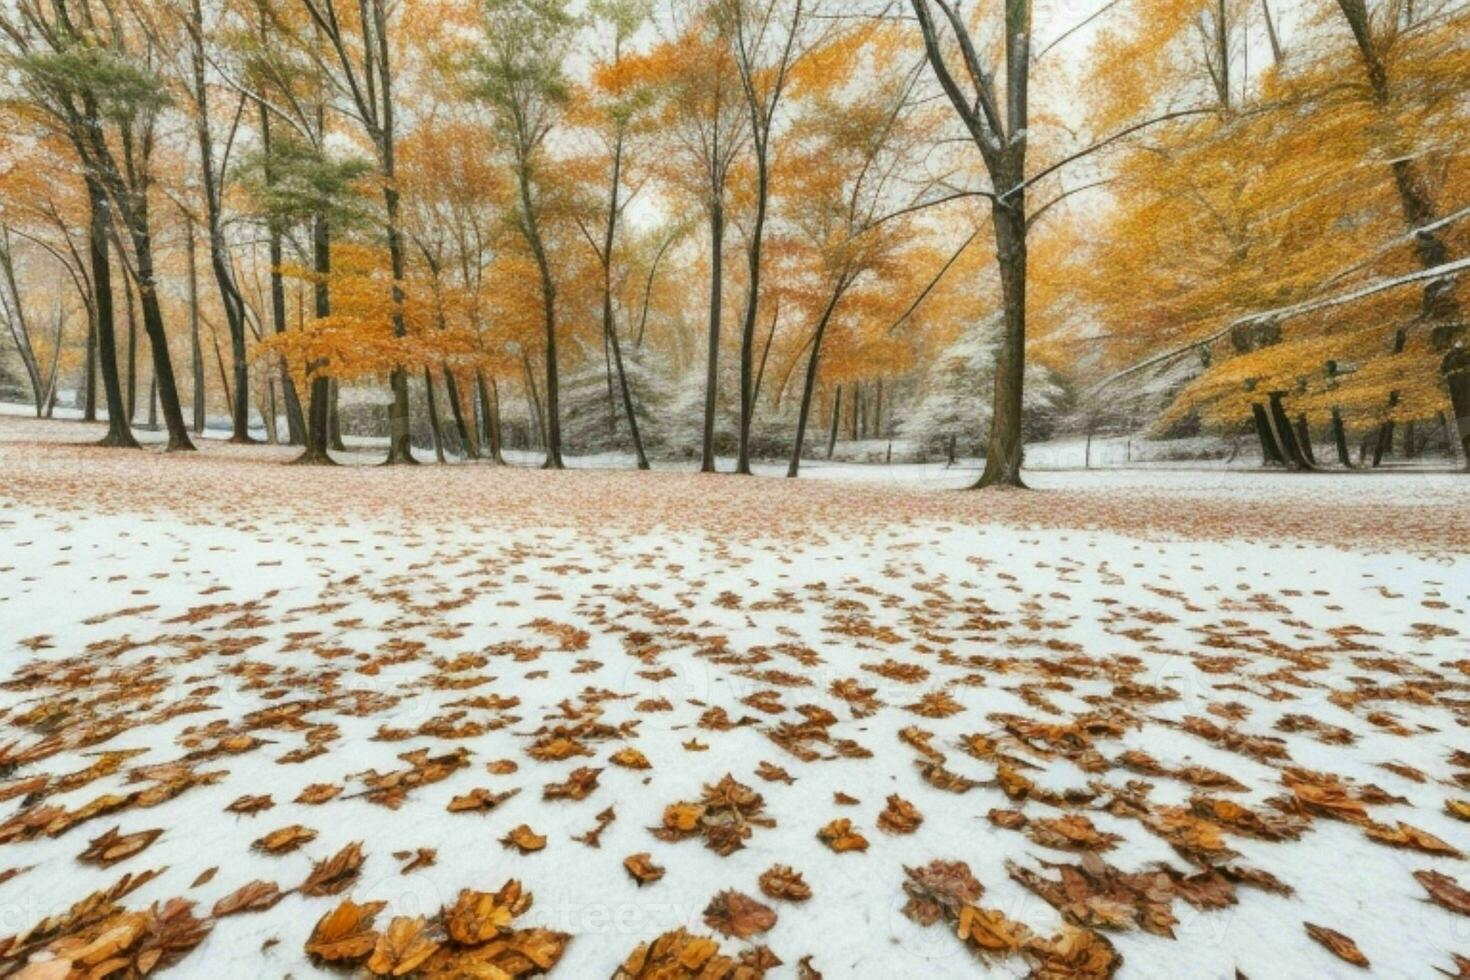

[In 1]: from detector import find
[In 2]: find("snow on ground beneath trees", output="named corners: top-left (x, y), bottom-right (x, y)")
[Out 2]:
top-left (0, 415), bottom-right (1466, 979)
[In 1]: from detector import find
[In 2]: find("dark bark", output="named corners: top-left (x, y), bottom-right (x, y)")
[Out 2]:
top-left (1294, 414), bottom-right (1316, 464)
top-left (444, 368), bottom-right (477, 459)
top-left (1251, 402), bottom-right (1285, 465)
top-left (788, 284), bottom-right (845, 477)
top-left (124, 271), bottom-right (137, 423)
top-left (186, 220), bottom-right (205, 434)
top-left (477, 370), bottom-right (505, 464)
top-left (1268, 392), bottom-right (1315, 470)
top-left (260, 108), bottom-right (306, 445)
top-left (598, 134), bottom-right (649, 470)
top-left (976, 201), bottom-right (1028, 487)
top-left (292, 212), bottom-right (335, 465)
top-left (83, 312), bottom-right (97, 421)
top-left (423, 366), bottom-right (445, 463)
top-left (125, 201), bottom-right (194, 450)
top-left (87, 179), bottom-right (136, 448)
top-left (825, 387), bottom-right (841, 461)
top-left (701, 198), bottom-right (725, 473)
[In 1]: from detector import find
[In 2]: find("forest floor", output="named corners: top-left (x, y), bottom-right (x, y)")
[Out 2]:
top-left (0, 415), bottom-right (1467, 979)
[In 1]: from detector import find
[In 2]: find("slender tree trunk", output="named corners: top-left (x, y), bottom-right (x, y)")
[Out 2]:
top-left (518, 178), bottom-right (562, 468)
top-left (260, 107), bottom-right (305, 445)
top-left (477, 370), bottom-right (505, 464)
top-left (736, 152), bottom-right (768, 475)
top-left (328, 380), bottom-right (347, 451)
top-left (186, 220), bottom-right (205, 434)
top-left (444, 368), bottom-right (477, 459)
top-left (83, 313), bottom-right (97, 422)
top-left (292, 211), bottom-right (335, 465)
top-left (825, 387), bottom-right (842, 461)
top-left (88, 180), bottom-right (136, 448)
top-left (147, 376), bottom-right (158, 430)
top-left (788, 285), bottom-right (844, 477)
top-left (701, 198), bottom-right (725, 473)
top-left (124, 273), bottom-right (137, 423)
top-left (121, 200), bottom-right (193, 450)
top-left (424, 366), bottom-right (446, 463)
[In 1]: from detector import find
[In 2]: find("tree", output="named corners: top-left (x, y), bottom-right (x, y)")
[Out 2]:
top-left (297, 0), bottom-right (416, 463)
top-left (643, 4), bottom-right (749, 472)
top-left (572, 0), bottom-right (656, 469)
top-left (2, 0), bottom-right (196, 449)
top-left (473, 0), bottom-right (578, 469)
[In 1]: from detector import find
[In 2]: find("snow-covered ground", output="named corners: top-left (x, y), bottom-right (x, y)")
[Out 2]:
top-left (0, 416), bottom-right (1466, 978)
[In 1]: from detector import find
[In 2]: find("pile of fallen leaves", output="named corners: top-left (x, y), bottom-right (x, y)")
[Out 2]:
top-left (652, 774), bottom-right (774, 856)
top-left (902, 860), bottom-right (1122, 977)
top-left (305, 879), bottom-right (569, 977)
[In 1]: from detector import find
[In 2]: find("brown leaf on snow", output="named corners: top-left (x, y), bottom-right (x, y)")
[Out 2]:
top-left (305, 898), bottom-right (385, 964)
top-left (613, 928), bottom-right (745, 979)
top-left (366, 915), bottom-right (442, 976)
top-left (956, 904), bottom-right (1033, 955)
top-left (759, 864), bottom-right (811, 902)
top-left (79, 826), bottom-right (162, 867)
top-left (420, 926), bottom-right (569, 976)
top-left (624, 852), bottom-right (665, 886)
top-left (1364, 821), bottom-right (1463, 858)
top-left (1414, 870), bottom-right (1470, 916)
top-left (702, 890), bottom-right (777, 939)
top-left (817, 818), bottom-right (868, 853)
top-left (876, 794), bottom-right (923, 834)
top-left (543, 766), bottom-right (601, 802)
top-left (442, 882), bottom-right (529, 945)
top-left (902, 860), bottom-right (984, 926)
top-left (295, 783), bottom-right (342, 805)
top-left (1025, 815), bottom-right (1121, 852)
top-left (447, 786), bottom-right (521, 813)
top-left (251, 824), bottom-right (317, 855)
top-left (394, 847), bottom-right (437, 874)
top-left (212, 880), bottom-right (284, 917)
top-left (1305, 923), bottom-right (1370, 968)
top-left (610, 747), bottom-right (651, 769)
top-left (299, 841), bottom-right (365, 896)
top-left (225, 794), bottom-right (273, 816)
top-left (500, 824), bottom-right (547, 853)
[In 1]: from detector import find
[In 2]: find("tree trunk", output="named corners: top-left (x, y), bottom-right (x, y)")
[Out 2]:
top-left (444, 368), bottom-right (477, 459)
top-left (186, 220), bottom-right (206, 434)
top-left (1268, 392), bottom-right (1314, 470)
top-left (424, 366), bottom-right (446, 463)
top-left (86, 180), bottom-right (136, 447)
top-left (976, 203), bottom-right (1028, 487)
top-left (1294, 414), bottom-right (1316, 465)
top-left (292, 211), bottom-right (335, 465)
top-left (1251, 402), bottom-right (1284, 465)
top-left (477, 370), bottom-right (505, 464)
top-left (701, 198), bottom-right (725, 473)
top-left (328, 380), bottom-right (347, 451)
top-left (260, 106), bottom-right (305, 445)
top-left (1331, 407), bottom-right (1354, 467)
top-left (124, 272), bottom-right (137, 423)
top-left (788, 286), bottom-right (844, 477)
top-left (736, 150), bottom-right (769, 476)
top-left (83, 312), bottom-right (98, 422)
top-left (825, 387), bottom-right (841, 461)
top-left (126, 214), bottom-right (194, 450)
